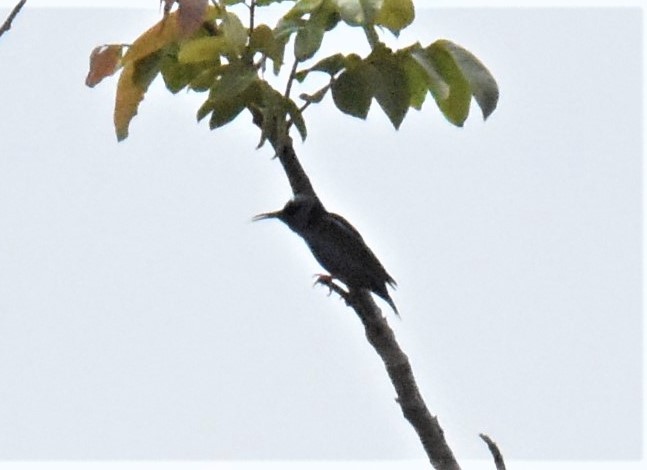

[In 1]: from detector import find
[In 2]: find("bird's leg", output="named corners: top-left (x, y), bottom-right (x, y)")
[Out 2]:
top-left (313, 274), bottom-right (350, 304)
top-left (313, 274), bottom-right (334, 295)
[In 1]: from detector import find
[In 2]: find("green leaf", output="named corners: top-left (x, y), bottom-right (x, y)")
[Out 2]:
top-left (132, 50), bottom-right (164, 88)
top-left (160, 45), bottom-right (208, 93)
top-left (274, 17), bottom-right (304, 42)
top-left (208, 96), bottom-right (247, 129)
top-left (212, 63), bottom-right (259, 99)
top-left (285, 98), bottom-right (307, 140)
top-left (296, 53), bottom-right (347, 82)
top-left (273, 17), bottom-right (303, 73)
top-left (198, 65), bottom-right (260, 129)
top-left (294, 21), bottom-right (325, 61)
top-left (333, 0), bottom-right (382, 26)
top-left (426, 41), bottom-right (471, 126)
top-left (178, 36), bottom-right (226, 64)
top-left (285, 0), bottom-right (324, 19)
top-left (189, 66), bottom-right (218, 91)
top-left (376, 0), bottom-right (414, 36)
top-left (399, 53), bottom-right (428, 110)
top-left (299, 86), bottom-right (329, 104)
top-left (331, 60), bottom-right (373, 119)
top-left (310, 53), bottom-right (346, 75)
top-left (435, 39), bottom-right (499, 119)
top-left (196, 63), bottom-right (257, 123)
top-left (221, 11), bottom-right (247, 57)
top-left (409, 46), bottom-right (449, 102)
top-left (313, 0), bottom-right (342, 31)
top-left (366, 46), bottom-right (409, 128)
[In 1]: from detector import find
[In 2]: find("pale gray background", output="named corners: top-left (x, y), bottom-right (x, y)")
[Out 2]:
top-left (0, 1), bottom-right (642, 462)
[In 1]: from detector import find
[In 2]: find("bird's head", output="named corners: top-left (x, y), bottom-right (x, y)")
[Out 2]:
top-left (253, 195), bottom-right (323, 233)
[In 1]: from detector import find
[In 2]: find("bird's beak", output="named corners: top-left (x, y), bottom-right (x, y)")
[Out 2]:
top-left (252, 210), bottom-right (281, 222)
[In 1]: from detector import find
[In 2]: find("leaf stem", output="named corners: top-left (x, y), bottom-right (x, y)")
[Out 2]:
top-left (248, 0), bottom-right (256, 39)
top-left (363, 25), bottom-right (379, 50)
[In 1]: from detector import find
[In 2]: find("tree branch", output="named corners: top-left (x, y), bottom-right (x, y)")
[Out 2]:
top-left (251, 108), bottom-right (463, 470)
top-left (348, 289), bottom-right (461, 469)
top-left (0, 0), bottom-right (27, 40)
top-left (249, 107), bottom-right (317, 198)
top-left (480, 433), bottom-right (506, 470)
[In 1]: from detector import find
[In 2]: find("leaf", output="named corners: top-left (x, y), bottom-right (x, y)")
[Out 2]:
top-left (367, 46), bottom-right (409, 128)
top-left (213, 63), bottom-right (259, 99)
top-left (178, 36), bottom-right (227, 63)
top-left (294, 21), bottom-right (325, 61)
top-left (189, 66), bottom-right (218, 91)
top-left (159, 44), bottom-right (213, 93)
top-left (207, 95), bottom-right (248, 129)
top-left (333, 0), bottom-right (382, 26)
top-left (426, 41), bottom-right (471, 126)
top-left (221, 11), bottom-right (247, 57)
top-left (299, 86), bottom-right (329, 104)
top-left (122, 6), bottom-right (215, 66)
top-left (310, 53), bottom-right (347, 75)
top-left (273, 17), bottom-right (304, 73)
top-left (114, 61), bottom-right (150, 141)
top-left (86, 44), bottom-right (123, 88)
top-left (197, 63), bottom-right (259, 127)
top-left (177, 0), bottom-right (208, 37)
top-left (274, 16), bottom-right (303, 40)
top-left (132, 49), bottom-right (164, 88)
top-left (409, 46), bottom-right (449, 101)
top-left (122, 14), bottom-right (181, 65)
top-left (435, 39), bottom-right (499, 119)
top-left (285, 97), bottom-right (307, 140)
top-left (250, 24), bottom-right (284, 71)
top-left (399, 53), bottom-right (428, 110)
top-left (284, 0), bottom-right (324, 19)
top-left (376, 0), bottom-right (414, 36)
top-left (331, 60), bottom-right (373, 119)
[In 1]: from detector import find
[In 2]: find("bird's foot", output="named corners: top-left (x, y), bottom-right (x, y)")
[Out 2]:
top-left (313, 274), bottom-right (350, 303)
top-left (313, 274), bottom-right (335, 295)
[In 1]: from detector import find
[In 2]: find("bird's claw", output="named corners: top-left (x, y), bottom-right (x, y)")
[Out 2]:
top-left (313, 274), bottom-right (334, 296)
top-left (313, 274), bottom-right (350, 304)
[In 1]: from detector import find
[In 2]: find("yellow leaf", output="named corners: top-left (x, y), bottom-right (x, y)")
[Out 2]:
top-left (114, 63), bottom-right (146, 141)
top-left (122, 5), bottom-right (217, 66)
top-left (122, 16), bottom-right (179, 66)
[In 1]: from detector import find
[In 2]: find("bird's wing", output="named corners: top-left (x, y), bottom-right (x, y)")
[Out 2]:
top-left (327, 213), bottom-right (365, 241)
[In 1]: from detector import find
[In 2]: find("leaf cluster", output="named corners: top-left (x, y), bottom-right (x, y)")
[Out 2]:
top-left (85, 0), bottom-right (498, 142)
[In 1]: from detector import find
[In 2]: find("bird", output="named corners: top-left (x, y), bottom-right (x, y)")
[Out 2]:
top-left (253, 195), bottom-right (398, 315)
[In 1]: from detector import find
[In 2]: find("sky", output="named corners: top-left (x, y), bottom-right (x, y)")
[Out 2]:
top-left (0, 1), bottom-right (644, 468)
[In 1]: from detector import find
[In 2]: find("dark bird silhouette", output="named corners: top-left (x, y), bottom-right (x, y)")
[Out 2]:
top-left (254, 195), bottom-right (398, 315)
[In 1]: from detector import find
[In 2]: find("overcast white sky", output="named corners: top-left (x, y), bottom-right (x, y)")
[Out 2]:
top-left (0, 1), bottom-right (644, 469)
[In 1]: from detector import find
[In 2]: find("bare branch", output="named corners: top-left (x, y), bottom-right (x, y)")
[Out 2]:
top-left (0, 0), bottom-right (27, 40)
top-left (349, 289), bottom-right (461, 470)
top-left (480, 433), bottom-right (506, 470)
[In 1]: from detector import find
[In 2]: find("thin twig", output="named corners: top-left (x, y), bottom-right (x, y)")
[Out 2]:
top-left (284, 58), bottom-right (299, 98)
top-left (248, 0), bottom-right (255, 38)
top-left (480, 433), bottom-right (506, 470)
top-left (0, 0), bottom-right (27, 40)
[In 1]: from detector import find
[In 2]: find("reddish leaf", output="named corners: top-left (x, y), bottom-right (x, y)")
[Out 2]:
top-left (178, 0), bottom-right (208, 37)
top-left (85, 44), bottom-right (123, 88)
top-left (161, 0), bottom-right (176, 16)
